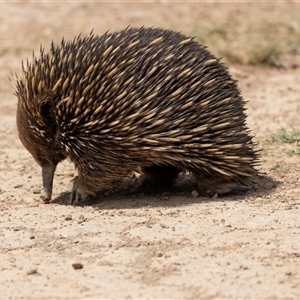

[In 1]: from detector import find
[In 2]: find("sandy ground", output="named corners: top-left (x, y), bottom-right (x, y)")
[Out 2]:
top-left (1, 2), bottom-right (300, 299)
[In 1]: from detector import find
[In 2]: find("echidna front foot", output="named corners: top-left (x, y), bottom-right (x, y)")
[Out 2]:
top-left (140, 164), bottom-right (180, 189)
top-left (70, 175), bottom-right (96, 205)
top-left (70, 189), bottom-right (90, 205)
top-left (40, 165), bottom-right (56, 204)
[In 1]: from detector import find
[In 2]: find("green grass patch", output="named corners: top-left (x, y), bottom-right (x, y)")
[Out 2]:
top-left (0, 46), bottom-right (30, 57)
top-left (0, 48), bottom-right (9, 57)
top-left (14, 46), bottom-right (28, 56)
top-left (271, 128), bottom-right (300, 143)
top-left (270, 163), bottom-right (290, 174)
top-left (271, 128), bottom-right (300, 156)
top-left (192, 18), bottom-right (300, 66)
top-left (248, 43), bottom-right (283, 67)
top-left (286, 148), bottom-right (300, 157)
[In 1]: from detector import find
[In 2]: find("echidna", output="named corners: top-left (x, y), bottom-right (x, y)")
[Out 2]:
top-left (14, 27), bottom-right (258, 204)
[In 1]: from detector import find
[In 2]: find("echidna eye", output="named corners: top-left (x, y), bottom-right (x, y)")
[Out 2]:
top-left (40, 101), bottom-right (53, 123)
top-left (39, 100), bottom-right (57, 137)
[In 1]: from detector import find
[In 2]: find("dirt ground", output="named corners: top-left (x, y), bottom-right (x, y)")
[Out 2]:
top-left (1, 2), bottom-right (300, 299)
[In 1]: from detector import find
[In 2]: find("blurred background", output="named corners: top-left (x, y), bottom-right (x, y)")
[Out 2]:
top-left (1, 1), bottom-right (300, 136)
top-left (1, 2), bottom-right (300, 72)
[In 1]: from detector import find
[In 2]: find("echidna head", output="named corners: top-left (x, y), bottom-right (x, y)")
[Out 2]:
top-left (16, 92), bottom-right (65, 202)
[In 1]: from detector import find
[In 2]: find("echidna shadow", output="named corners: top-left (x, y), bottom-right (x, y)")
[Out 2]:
top-left (15, 27), bottom-right (264, 205)
top-left (51, 172), bottom-right (278, 207)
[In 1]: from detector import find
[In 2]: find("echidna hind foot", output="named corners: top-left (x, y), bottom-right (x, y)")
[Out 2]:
top-left (140, 164), bottom-right (181, 189)
top-left (192, 174), bottom-right (251, 197)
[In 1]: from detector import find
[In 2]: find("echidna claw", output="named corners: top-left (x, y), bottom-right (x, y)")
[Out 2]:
top-left (70, 189), bottom-right (80, 205)
top-left (231, 185), bottom-right (251, 193)
top-left (206, 184), bottom-right (251, 197)
top-left (70, 189), bottom-right (89, 205)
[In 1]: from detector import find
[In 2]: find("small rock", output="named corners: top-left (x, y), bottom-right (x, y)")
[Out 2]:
top-left (65, 215), bottom-right (72, 221)
top-left (191, 190), bottom-right (199, 198)
top-left (72, 263), bottom-right (83, 270)
top-left (213, 193), bottom-right (218, 199)
top-left (78, 215), bottom-right (87, 223)
top-left (26, 268), bottom-right (38, 275)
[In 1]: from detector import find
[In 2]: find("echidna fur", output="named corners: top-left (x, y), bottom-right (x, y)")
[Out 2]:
top-left (15, 27), bottom-right (259, 204)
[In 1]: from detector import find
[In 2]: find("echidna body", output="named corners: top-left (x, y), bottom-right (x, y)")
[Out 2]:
top-left (15, 27), bottom-right (258, 204)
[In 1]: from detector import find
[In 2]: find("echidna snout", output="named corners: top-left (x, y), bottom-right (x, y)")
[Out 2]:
top-left (15, 27), bottom-right (259, 204)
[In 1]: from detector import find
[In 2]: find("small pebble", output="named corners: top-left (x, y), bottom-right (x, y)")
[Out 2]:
top-left (191, 190), bottom-right (199, 198)
top-left (26, 268), bottom-right (38, 275)
top-left (72, 263), bottom-right (83, 270)
top-left (213, 193), bottom-right (218, 199)
top-left (160, 223), bottom-right (168, 229)
top-left (78, 215), bottom-right (87, 223)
